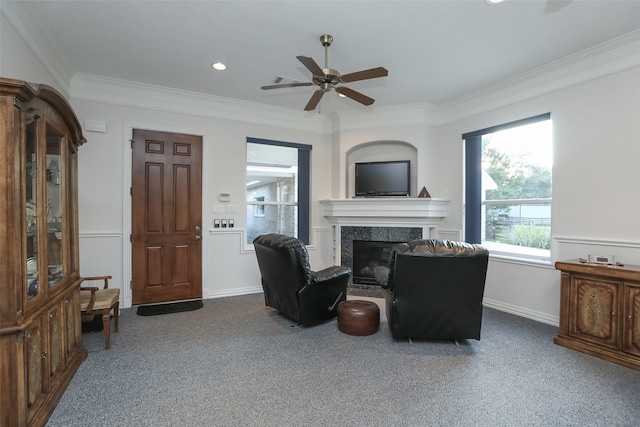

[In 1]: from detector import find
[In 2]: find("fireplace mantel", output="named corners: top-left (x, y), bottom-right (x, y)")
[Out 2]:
top-left (320, 198), bottom-right (450, 286)
top-left (319, 198), bottom-right (449, 224)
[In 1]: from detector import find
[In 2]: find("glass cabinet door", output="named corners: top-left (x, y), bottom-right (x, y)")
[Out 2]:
top-left (25, 119), bottom-right (39, 299)
top-left (66, 147), bottom-right (78, 274)
top-left (46, 126), bottom-right (64, 287)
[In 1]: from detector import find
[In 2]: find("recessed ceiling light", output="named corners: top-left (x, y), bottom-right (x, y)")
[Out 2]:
top-left (487, 0), bottom-right (503, 4)
top-left (212, 62), bottom-right (227, 71)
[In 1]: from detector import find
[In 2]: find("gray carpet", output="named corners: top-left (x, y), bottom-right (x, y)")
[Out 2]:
top-left (48, 293), bottom-right (640, 427)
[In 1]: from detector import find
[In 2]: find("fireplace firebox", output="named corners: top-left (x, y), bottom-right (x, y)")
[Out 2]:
top-left (352, 240), bottom-right (403, 285)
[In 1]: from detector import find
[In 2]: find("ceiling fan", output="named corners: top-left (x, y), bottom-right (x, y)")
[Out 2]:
top-left (261, 34), bottom-right (388, 111)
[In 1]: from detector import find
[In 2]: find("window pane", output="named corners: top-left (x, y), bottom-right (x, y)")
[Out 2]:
top-left (46, 127), bottom-right (64, 286)
top-left (246, 204), bottom-right (297, 244)
top-left (481, 119), bottom-right (552, 256)
top-left (246, 142), bottom-right (298, 244)
top-left (26, 119), bottom-right (39, 299)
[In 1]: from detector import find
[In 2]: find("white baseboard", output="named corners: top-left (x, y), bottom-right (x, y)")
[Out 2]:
top-left (483, 298), bottom-right (559, 327)
top-left (207, 286), bottom-right (263, 299)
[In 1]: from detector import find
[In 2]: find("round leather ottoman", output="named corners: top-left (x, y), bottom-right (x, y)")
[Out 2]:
top-left (337, 300), bottom-right (380, 336)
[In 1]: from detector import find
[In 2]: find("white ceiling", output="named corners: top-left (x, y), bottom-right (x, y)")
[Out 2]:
top-left (6, 1), bottom-right (640, 115)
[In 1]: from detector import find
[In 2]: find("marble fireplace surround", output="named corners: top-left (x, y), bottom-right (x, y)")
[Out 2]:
top-left (319, 198), bottom-right (449, 291)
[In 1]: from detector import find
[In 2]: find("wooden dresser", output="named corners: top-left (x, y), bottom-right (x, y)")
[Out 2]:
top-left (555, 259), bottom-right (640, 371)
top-left (0, 78), bottom-right (87, 426)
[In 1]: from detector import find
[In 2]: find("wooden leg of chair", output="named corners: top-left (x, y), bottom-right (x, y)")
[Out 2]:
top-left (113, 302), bottom-right (119, 333)
top-left (102, 313), bottom-right (111, 350)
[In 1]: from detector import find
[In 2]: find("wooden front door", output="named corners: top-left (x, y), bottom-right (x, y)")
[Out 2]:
top-left (131, 129), bottom-right (202, 305)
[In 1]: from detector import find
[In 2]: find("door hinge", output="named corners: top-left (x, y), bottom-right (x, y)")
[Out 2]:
top-left (130, 234), bottom-right (132, 242)
top-left (130, 187), bottom-right (132, 196)
top-left (130, 139), bottom-right (135, 148)
top-left (130, 280), bottom-right (133, 290)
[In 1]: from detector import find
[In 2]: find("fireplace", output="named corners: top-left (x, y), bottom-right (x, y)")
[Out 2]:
top-left (319, 198), bottom-right (450, 292)
top-left (340, 226), bottom-right (423, 288)
top-left (352, 240), bottom-right (402, 285)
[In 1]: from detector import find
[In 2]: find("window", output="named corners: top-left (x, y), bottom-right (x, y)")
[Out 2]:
top-left (464, 113), bottom-right (552, 260)
top-left (253, 196), bottom-right (265, 217)
top-left (246, 137), bottom-right (311, 245)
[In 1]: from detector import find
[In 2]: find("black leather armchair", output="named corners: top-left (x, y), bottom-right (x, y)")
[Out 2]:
top-left (253, 234), bottom-right (351, 326)
top-left (376, 239), bottom-right (489, 341)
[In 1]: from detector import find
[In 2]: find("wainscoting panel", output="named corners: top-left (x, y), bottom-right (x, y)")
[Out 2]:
top-left (437, 229), bottom-right (462, 241)
top-left (553, 236), bottom-right (640, 265)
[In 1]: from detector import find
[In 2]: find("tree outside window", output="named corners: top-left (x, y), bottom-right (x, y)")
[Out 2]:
top-left (466, 114), bottom-right (552, 260)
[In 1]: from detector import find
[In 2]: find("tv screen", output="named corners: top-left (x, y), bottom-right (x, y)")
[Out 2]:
top-left (355, 160), bottom-right (410, 197)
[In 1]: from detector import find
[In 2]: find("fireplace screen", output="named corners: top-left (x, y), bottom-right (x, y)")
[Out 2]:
top-left (352, 240), bottom-right (403, 285)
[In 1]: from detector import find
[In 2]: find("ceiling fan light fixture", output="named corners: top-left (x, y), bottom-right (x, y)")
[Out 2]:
top-left (211, 62), bottom-right (227, 71)
top-left (261, 34), bottom-right (388, 111)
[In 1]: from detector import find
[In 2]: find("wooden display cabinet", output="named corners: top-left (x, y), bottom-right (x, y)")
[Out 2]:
top-left (555, 259), bottom-right (640, 371)
top-left (0, 78), bottom-right (87, 426)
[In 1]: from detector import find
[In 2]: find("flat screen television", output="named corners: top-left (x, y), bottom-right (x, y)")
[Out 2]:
top-left (355, 160), bottom-right (410, 197)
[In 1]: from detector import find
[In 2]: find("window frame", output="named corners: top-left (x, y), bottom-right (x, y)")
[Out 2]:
top-left (246, 137), bottom-right (311, 244)
top-left (464, 113), bottom-right (552, 261)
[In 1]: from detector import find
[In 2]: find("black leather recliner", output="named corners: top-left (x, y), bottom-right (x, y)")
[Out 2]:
top-left (375, 239), bottom-right (489, 341)
top-left (253, 234), bottom-right (351, 326)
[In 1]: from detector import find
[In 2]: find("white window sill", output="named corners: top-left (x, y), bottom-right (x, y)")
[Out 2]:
top-left (482, 241), bottom-right (552, 267)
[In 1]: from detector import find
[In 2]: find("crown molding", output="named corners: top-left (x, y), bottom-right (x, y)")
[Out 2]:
top-left (70, 73), bottom-right (331, 134)
top-left (6, 0), bottom-right (639, 132)
top-left (330, 102), bottom-right (439, 133)
top-left (1, 1), bottom-right (74, 96)
top-left (434, 29), bottom-right (640, 125)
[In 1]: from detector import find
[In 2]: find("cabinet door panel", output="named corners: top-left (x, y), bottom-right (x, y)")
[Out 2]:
top-left (570, 277), bottom-right (619, 348)
top-left (624, 284), bottom-right (640, 356)
top-left (65, 288), bottom-right (81, 356)
top-left (48, 300), bottom-right (66, 387)
top-left (25, 316), bottom-right (46, 422)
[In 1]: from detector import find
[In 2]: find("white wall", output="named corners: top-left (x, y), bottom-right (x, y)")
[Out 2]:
top-left (0, 13), bottom-right (65, 94)
top-left (70, 98), bottom-right (333, 307)
top-left (4, 7), bottom-right (640, 324)
top-left (432, 66), bottom-right (640, 324)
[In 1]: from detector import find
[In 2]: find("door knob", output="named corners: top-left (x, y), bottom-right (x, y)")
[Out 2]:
top-left (193, 235), bottom-right (201, 240)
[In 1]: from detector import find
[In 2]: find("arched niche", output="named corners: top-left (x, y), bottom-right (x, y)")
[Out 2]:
top-left (345, 141), bottom-right (418, 198)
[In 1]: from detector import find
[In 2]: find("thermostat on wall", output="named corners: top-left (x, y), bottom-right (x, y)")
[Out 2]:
top-left (588, 254), bottom-right (616, 265)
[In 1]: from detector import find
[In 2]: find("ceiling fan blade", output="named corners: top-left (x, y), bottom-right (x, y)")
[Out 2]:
top-left (297, 56), bottom-right (324, 77)
top-left (304, 90), bottom-right (324, 111)
top-left (335, 86), bottom-right (375, 106)
top-left (341, 67), bottom-right (388, 83)
top-left (261, 82), bottom-right (313, 90)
